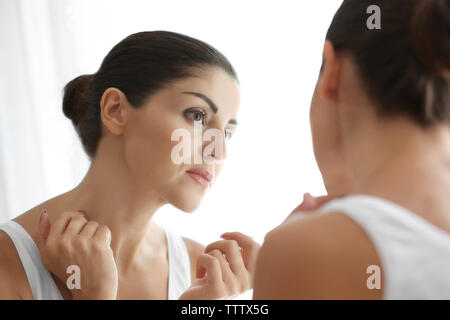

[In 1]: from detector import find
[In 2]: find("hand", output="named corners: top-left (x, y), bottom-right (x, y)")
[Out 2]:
top-left (179, 232), bottom-right (260, 300)
top-left (36, 210), bottom-right (118, 300)
top-left (283, 192), bottom-right (346, 224)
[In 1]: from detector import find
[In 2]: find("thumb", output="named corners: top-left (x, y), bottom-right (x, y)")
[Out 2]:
top-left (36, 209), bottom-right (51, 252)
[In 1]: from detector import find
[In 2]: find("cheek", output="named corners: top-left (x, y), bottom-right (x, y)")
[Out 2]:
top-left (123, 117), bottom-right (179, 187)
top-left (310, 90), bottom-right (344, 169)
top-left (310, 88), bottom-right (322, 145)
top-left (214, 164), bottom-right (223, 182)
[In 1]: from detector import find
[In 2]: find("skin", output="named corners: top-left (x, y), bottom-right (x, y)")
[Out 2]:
top-left (0, 66), bottom-right (261, 300)
top-left (253, 40), bottom-right (450, 299)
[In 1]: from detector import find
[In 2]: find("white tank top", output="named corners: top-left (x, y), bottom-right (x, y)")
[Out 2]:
top-left (318, 195), bottom-right (450, 299)
top-left (0, 220), bottom-right (191, 300)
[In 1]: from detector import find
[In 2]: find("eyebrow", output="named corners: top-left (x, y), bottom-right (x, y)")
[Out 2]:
top-left (182, 91), bottom-right (238, 125)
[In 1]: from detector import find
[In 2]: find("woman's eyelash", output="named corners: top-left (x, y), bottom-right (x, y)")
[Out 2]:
top-left (184, 108), bottom-right (207, 125)
top-left (224, 129), bottom-right (233, 141)
top-left (184, 108), bottom-right (234, 141)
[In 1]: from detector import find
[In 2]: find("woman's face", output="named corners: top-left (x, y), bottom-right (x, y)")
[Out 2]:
top-left (122, 66), bottom-right (240, 212)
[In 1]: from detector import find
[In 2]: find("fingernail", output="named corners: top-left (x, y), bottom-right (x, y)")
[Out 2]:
top-left (78, 210), bottom-right (86, 215)
top-left (40, 209), bottom-right (47, 223)
top-left (302, 193), bottom-right (309, 203)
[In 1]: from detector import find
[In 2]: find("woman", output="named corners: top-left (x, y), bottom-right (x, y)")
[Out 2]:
top-left (0, 31), bottom-right (260, 300)
top-left (254, 0), bottom-right (450, 299)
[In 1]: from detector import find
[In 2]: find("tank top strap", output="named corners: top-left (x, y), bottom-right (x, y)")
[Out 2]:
top-left (318, 195), bottom-right (450, 243)
top-left (0, 220), bottom-right (63, 299)
top-left (163, 228), bottom-right (191, 300)
top-left (317, 194), bottom-right (450, 299)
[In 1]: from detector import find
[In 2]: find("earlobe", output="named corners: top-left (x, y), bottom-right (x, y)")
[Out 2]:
top-left (319, 40), bottom-right (340, 102)
top-left (100, 88), bottom-right (126, 135)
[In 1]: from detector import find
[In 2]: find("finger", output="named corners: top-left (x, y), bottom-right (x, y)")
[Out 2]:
top-left (204, 240), bottom-right (245, 276)
top-left (288, 193), bottom-right (321, 217)
top-left (79, 221), bottom-right (99, 238)
top-left (297, 193), bottom-right (318, 211)
top-left (46, 211), bottom-right (85, 246)
top-left (284, 196), bottom-right (316, 223)
top-left (50, 211), bottom-right (85, 236)
top-left (36, 209), bottom-right (51, 252)
top-left (286, 193), bottom-right (346, 222)
top-left (93, 225), bottom-right (112, 246)
top-left (304, 193), bottom-right (346, 209)
top-left (63, 215), bottom-right (88, 236)
top-left (312, 194), bottom-right (345, 207)
top-left (196, 253), bottom-right (222, 284)
top-left (207, 249), bottom-right (238, 293)
top-left (220, 232), bottom-right (260, 273)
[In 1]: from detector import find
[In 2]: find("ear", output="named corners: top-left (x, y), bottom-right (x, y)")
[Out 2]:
top-left (318, 40), bottom-right (342, 102)
top-left (99, 87), bottom-right (127, 135)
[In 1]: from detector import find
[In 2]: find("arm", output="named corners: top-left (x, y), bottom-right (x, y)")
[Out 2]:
top-left (0, 231), bottom-right (30, 299)
top-left (253, 212), bottom-right (383, 299)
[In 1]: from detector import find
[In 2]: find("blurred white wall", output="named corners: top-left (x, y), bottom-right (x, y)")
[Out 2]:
top-left (0, 0), bottom-right (342, 250)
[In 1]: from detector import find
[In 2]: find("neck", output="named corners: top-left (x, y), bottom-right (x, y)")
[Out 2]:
top-left (344, 115), bottom-right (450, 196)
top-left (57, 146), bottom-right (167, 273)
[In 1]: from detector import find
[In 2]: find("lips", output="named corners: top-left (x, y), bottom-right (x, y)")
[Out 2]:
top-left (186, 168), bottom-right (214, 188)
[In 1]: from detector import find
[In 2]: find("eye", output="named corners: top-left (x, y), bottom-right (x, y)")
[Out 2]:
top-left (224, 129), bottom-right (234, 141)
top-left (184, 108), bottom-right (207, 126)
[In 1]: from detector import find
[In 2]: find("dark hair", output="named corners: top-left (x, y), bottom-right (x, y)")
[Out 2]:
top-left (325, 0), bottom-right (450, 127)
top-left (63, 31), bottom-right (238, 160)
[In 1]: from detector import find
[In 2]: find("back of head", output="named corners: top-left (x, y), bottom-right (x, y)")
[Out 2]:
top-left (326, 0), bottom-right (450, 127)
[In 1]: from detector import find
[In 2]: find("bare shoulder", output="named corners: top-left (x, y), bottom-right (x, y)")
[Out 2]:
top-left (182, 237), bottom-right (205, 283)
top-left (253, 211), bottom-right (384, 299)
top-left (0, 229), bottom-right (33, 299)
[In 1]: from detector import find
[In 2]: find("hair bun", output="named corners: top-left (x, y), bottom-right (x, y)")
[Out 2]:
top-left (62, 74), bottom-right (94, 127)
top-left (411, 0), bottom-right (450, 76)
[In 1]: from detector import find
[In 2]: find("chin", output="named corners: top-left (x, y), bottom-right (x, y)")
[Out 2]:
top-left (172, 201), bottom-right (201, 213)
top-left (169, 193), bottom-right (203, 213)
top-left (163, 177), bottom-right (210, 212)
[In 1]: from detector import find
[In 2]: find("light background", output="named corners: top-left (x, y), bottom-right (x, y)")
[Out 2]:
top-left (0, 0), bottom-right (342, 298)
